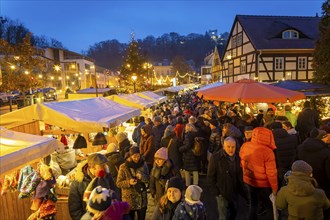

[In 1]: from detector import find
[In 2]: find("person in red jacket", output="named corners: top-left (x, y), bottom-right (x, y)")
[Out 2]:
top-left (239, 127), bottom-right (278, 220)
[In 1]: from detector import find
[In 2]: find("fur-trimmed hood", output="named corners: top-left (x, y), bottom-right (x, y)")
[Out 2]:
top-left (74, 159), bottom-right (110, 183)
top-left (74, 160), bottom-right (89, 182)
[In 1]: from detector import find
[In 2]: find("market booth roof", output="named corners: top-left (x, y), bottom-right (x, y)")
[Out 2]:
top-left (271, 80), bottom-right (330, 96)
top-left (107, 94), bottom-right (157, 109)
top-left (0, 127), bottom-right (58, 175)
top-left (196, 82), bottom-right (224, 92)
top-left (136, 91), bottom-right (167, 103)
top-left (197, 79), bottom-right (306, 103)
top-left (0, 97), bottom-right (141, 133)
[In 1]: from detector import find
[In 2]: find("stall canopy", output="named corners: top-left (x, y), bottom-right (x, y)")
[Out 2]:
top-left (197, 78), bottom-right (306, 103)
top-left (107, 94), bottom-right (157, 109)
top-left (156, 84), bottom-right (196, 93)
top-left (136, 91), bottom-right (167, 103)
top-left (196, 82), bottom-right (224, 92)
top-left (0, 97), bottom-right (141, 133)
top-left (271, 80), bottom-right (330, 97)
top-left (0, 127), bottom-right (58, 175)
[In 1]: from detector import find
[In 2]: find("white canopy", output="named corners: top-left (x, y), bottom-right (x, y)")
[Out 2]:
top-left (196, 82), bottom-right (224, 92)
top-left (136, 91), bottom-right (167, 103)
top-left (0, 97), bottom-right (141, 133)
top-left (0, 127), bottom-right (58, 175)
top-left (159, 84), bottom-right (196, 93)
top-left (107, 94), bottom-right (157, 109)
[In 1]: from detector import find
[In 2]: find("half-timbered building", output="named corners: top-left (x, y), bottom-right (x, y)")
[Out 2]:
top-left (220, 15), bottom-right (321, 83)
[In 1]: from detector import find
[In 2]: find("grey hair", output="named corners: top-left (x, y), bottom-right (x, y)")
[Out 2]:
top-left (224, 136), bottom-right (236, 144)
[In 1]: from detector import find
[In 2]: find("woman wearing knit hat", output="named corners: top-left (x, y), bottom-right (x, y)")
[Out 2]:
top-left (150, 147), bottom-right (179, 202)
top-left (276, 160), bottom-right (330, 220)
top-left (173, 185), bottom-right (207, 220)
top-left (151, 176), bottom-right (185, 220)
top-left (115, 132), bottom-right (131, 159)
top-left (116, 146), bottom-right (150, 220)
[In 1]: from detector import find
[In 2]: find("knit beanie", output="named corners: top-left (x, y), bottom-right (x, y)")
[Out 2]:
top-left (88, 186), bottom-right (112, 212)
top-left (164, 125), bottom-right (174, 138)
top-left (166, 176), bottom-right (184, 191)
top-left (185, 185), bottom-right (203, 204)
top-left (291, 160), bottom-right (313, 176)
top-left (106, 143), bottom-right (118, 153)
top-left (129, 146), bottom-right (140, 156)
top-left (309, 128), bottom-right (327, 140)
top-left (154, 147), bottom-right (168, 160)
top-left (115, 132), bottom-right (127, 143)
top-left (88, 153), bottom-right (108, 166)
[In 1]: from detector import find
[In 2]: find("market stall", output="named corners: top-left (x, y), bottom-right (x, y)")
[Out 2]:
top-left (0, 97), bottom-right (141, 133)
top-left (0, 128), bottom-right (61, 219)
top-left (107, 93), bottom-right (158, 110)
top-left (196, 81), bottom-right (224, 92)
top-left (136, 91), bottom-right (167, 104)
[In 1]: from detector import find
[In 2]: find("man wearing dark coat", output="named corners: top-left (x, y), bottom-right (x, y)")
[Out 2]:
top-left (296, 101), bottom-right (319, 142)
top-left (207, 136), bottom-right (247, 220)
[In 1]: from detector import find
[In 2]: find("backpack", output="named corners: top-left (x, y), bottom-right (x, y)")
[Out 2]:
top-left (192, 137), bottom-right (204, 156)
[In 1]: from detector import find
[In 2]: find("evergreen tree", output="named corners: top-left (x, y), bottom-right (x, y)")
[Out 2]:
top-left (312, 1), bottom-right (330, 85)
top-left (119, 34), bottom-right (146, 92)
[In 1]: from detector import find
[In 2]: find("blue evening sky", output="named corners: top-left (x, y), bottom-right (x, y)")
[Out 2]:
top-left (0, 0), bottom-right (324, 53)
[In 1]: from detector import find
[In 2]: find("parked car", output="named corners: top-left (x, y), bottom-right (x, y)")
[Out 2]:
top-left (42, 88), bottom-right (57, 101)
top-left (0, 92), bottom-right (9, 105)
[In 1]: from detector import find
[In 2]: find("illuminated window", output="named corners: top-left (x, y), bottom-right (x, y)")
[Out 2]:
top-left (298, 57), bottom-right (307, 70)
top-left (282, 30), bottom-right (299, 39)
top-left (240, 61), bottom-right (246, 73)
top-left (275, 57), bottom-right (284, 70)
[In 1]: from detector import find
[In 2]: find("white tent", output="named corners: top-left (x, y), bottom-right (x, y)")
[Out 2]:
top-left (0, 127), bottom-right (58, 175)
top-left (136, 91), bottom-right (167, 103)
top-left (107, 94), bottom-right (157, 109)
top-left (196, 82), bottom-right (224, 92)
top-left (0, 97), bottom-right (141, 133)
top-left (159, 84), bottom-right (196, 93)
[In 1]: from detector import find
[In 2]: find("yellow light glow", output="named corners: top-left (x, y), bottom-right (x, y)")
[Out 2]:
top-left (132, 75), bottom-right (137, 81)
top-left (54, 65), bottom-right (61, 71)
top-left (90, 65), bottom-right (95, 69)
top-left (226, 55), bottom-right (232, 60)
top-left (50, 76), bottom-right (54, 80)
top-left (59, 77), bottom-right (62, 80)
top-left (14, 56), bottom-right (20, 60)
top-left (71, 64), bottom-right (76, 69)
top-left (71, 82), bottom-right (75, 85)
top-left (10, 65), bottom-right (16, 70)
top-left (78, 77), bottom-right (81, 80)
top-left (24, 70), bottom-right (29, 74)
top-left (66, 76), bottom-right (70, 79)
top-left (75, 73), bottom-right (78, 76)
top-left (38, 74), bottom-right (42, 78)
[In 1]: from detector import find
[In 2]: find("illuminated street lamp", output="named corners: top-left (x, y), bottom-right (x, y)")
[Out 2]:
top-left (132, 75), bottom-right (137, 93)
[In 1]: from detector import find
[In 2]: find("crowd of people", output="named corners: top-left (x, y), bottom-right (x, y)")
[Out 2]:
top-left (67, 91), bottom-right (330, 220)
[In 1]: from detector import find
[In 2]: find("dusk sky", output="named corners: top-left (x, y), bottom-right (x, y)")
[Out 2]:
top-left (1, 0), bottom-right (324, 53)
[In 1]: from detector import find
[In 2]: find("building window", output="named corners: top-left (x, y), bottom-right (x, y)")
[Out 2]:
top-left (237, 33), bottom-right (243, 46)
top-left (231, 36), bottom-right (237, 48)
top-left (240, 61), bottom-right (246, 73)
top-left (275, 57), bottom-right (284, 70)
top-left (229, 64), bottom-right (233, 75)
top-left (282, 30), bottom-right (299, 39)
top-left (298, 57), bottom-right (307, 70)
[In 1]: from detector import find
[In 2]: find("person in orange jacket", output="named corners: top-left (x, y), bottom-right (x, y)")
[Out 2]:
top-left (239, 127), bottom-right (278, 220)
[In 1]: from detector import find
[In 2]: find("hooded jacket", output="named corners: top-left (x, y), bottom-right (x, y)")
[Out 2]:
top-left (239, 127), bottom-right (278, 192)
top-left (276, 172), bottom-right (330, 220)
top-left (68, 160), bottom-right (116, 220)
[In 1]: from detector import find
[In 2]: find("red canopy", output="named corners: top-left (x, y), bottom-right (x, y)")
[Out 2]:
top-left (197, 79), bottom-right (306, 103)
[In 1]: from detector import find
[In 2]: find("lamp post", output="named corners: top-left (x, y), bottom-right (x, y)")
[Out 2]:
top-left (132, 75), bottom-right (137, 93)
top-left (91, 65), bottom-right (98, 97)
